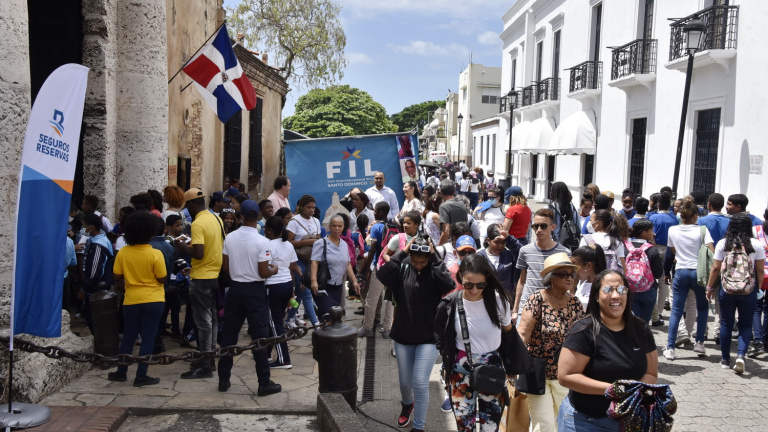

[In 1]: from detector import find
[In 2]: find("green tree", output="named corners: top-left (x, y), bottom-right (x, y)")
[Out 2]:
top-left (227, 0), bottom-right (347, 91)
top-left (283, 85), bottom-right (397, 138)
top-left (390, 100), bottom-right (446, 132)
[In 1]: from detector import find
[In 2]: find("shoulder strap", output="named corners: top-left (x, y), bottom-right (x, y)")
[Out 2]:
top-left (456, 294), bottom-right (474, 369)
top-left (700, 225), bottom-right (706, 244)
top-left (322, 238), bottom-right (328, 261)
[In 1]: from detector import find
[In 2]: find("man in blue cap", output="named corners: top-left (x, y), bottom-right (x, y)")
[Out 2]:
top-left (448, 235), bottom-right (476, 290)
top-left (209, 191), bottom-right (231, 216)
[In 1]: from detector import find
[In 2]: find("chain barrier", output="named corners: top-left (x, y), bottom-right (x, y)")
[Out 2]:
top-left (0, 322), bottom-right (326, 367)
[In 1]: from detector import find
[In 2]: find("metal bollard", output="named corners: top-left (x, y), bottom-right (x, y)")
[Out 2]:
top-left (89, 288), bottom-right (120, 359)
top-left (312, 306), bottom-right (358, 410)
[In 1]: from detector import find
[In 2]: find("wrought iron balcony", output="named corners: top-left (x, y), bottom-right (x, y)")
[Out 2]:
top-left (536, 78), bottom-right (559, 103)
top-left (521, 84), bottom-right (538, 107)
top-left (611, 39), bottom-right (657, 80)
top-left (669, 5), bottom-right (738, 61)
top-left (568, 61), bottom-right (602, 93)
top-left (499, 96), bottom-right (510, 113)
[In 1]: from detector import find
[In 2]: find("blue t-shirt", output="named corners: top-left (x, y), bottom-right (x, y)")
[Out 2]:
top-left (581, 216), bottom-right (591, 234)
top-left (697, 213), bottom-right (730, 245)
top-left (649, 212), bottom-right (678, 246)
top-left (369, 222), bottom-right (386, 269)
top-left (628, 215), bottom-right (646, 227)
top-left (748, 213), bottom-right (764, 227)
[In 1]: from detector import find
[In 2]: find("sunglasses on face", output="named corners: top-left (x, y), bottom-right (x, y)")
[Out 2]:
top-left (600, 285), bottom-right (629, 295)
top-left (531, 223), bottom-right (550, 231)
top-left (409, 244), bottom-right (430, 253)
top-left (463, 282), bottom-right (487, 290)
top-left (551, 271), bottom-right (576, 279)
top-left (457, 249), bottom-right (474, 257)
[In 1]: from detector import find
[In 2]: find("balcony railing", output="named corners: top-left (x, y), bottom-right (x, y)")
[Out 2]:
top-left (568, 61), bottom-right (602, 93)
top-left (669, 5), bottom-right (738, 61)
top-left (611, 39), bottom-right (657, 80)
top-left (536, 77), bottom-right (560, 102)
top-left (521, 84), bottom-right (538, 107)
top-left (498, 96), bottom-right (510, 113)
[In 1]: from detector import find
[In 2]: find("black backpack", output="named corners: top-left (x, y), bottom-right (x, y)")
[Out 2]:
top-left (552, 203), bottom-right (580, 251)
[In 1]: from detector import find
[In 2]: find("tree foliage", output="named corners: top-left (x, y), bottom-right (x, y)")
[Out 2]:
top-left (227, 0), bottom-right (347, 91)
top-left (283, 85), bottom-right (397, 138)
top-left (389, 100), bottom-right (446, 132)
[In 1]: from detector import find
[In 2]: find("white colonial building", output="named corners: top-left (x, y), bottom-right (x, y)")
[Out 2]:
top-left (494, 0), bottom-right (767, 212)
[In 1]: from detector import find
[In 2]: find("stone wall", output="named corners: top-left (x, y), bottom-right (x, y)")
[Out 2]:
top-left (0, 0), bottom-right (31, 326)
top-left (166, 0), bottom-right (223, 195)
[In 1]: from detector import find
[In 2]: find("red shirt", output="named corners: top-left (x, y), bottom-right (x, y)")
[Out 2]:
top-left (505, 204), bottom-right (532, 238)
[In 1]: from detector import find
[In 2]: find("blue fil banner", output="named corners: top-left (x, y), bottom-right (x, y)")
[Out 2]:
top-left (284, 133), bottom-right (419, 215)
top-left (13, 64), bottom-right (89, 339)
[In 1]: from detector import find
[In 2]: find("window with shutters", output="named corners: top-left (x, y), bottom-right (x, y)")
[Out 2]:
top-left (629, 118), bottom-right (647, 195)
top-left (692, 108), bottom-right (721, 196)
top-left (248, 98), bottom-right (263, 188)
top-left (223, 112), bottom-right (242, 187)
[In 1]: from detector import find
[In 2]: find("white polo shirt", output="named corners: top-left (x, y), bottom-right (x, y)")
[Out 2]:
top-left (222, 226), bottom-right (271, 282)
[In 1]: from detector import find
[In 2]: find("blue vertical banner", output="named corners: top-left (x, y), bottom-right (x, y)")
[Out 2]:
top-left (284, 133), bottom-right (418, 215)
top-left (12, 64), bottom-right (89, 339)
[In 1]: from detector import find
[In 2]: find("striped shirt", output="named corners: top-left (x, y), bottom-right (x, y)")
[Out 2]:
top-left (515, 242), bottom-right (571, 314)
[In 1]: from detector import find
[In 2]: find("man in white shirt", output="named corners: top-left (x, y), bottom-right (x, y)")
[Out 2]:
top-left (217, 200), bottom-right (281, 397)
top-left (365, 171), bottom-right (400, 220)
top-left (267, 176), bottom-right (291, 211)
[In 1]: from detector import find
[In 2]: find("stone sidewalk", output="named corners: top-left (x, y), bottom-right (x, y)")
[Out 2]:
top-left (36, 297), bottom-right (768, 431)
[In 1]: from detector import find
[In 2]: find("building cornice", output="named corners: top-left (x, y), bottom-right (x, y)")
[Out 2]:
top-left (234, 44), bottom-right (289, 96)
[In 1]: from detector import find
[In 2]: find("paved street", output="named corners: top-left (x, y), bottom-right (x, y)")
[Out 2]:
top-left (36, 294), bottom-right (768, 431)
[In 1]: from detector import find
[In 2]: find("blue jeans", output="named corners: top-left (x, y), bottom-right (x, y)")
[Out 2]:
top-left (719, 287), bottom-right (758, 360)
top-left (393, 342), bottom-right (439, 430)
top-left (753, 294), bottom-right (768, 344)
top-left (557, 396), bottom-right (619, 432)
top-left (667, 269), bottom-right (708, 349)
top-left (631, 286), bottom-right (657, 323)
top-left (117, 301), bottom-right (164, 377)
top-left (291, 260), bottom-right (318, 324)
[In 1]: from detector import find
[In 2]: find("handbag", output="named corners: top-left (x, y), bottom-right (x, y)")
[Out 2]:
top-left (457, 294), bottom-right (507, 395)
top-left (605, 380), bottom-right (677, 432)
top-left (515, 357), bottom-right (546, 395)
top-left (300, 239), bottom-right (330, 289)
top-left (293, 217), bottom-right (320, 262)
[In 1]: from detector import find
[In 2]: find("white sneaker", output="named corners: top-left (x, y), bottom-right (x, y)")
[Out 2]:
top-left (663, 349), bottom-right (676, 360)
top-left (285, 320), bottom-right (297, 330)
top-left (733, 356), bottom-right (745, 374)
top-left (295, 317), bottom-right (307, 326)
top-left (693, 342), bottom-right (706, 357)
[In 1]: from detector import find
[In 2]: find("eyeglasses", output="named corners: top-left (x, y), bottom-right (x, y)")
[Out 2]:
top-left (488, 195), bottom-right (497, 200)
top-left (463, 282), bottom-right (487, 290)
top-left (600, 285), bottom-right (629, 295)
top-left (531, 223), bottom-right (550, 231)
top-left (551, 272), bottom-right (576, 279)
top-left (409, 244), bottom-right (430, 253)
top-left (457, 249), bottom-right (474, 257)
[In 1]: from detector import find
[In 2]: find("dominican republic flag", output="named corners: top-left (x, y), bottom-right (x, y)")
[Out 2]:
top-left (183, 24), bottom-right (258, 123)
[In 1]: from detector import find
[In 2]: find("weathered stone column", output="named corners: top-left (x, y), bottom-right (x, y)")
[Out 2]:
top-left (114, 0), bottom-right (168, 206)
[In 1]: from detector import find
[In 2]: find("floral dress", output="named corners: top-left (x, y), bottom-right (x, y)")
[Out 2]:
top-left (523, 290), bottom-right (584, 380)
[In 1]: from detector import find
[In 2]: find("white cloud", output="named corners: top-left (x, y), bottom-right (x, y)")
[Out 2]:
top-left (388, 41), bottom-right (469, 58)
top-left (477, 30), bottom-right (500, 46)
top-left (347, 52), bottom-right (374, 65)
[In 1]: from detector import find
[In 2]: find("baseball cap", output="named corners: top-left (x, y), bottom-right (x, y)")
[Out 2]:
top-left (240, 200), bottom-right (260, 217)
top-left (455, 235), bottom-right (477, 252)
top-left (504, 186), bottom-right (524, 201)
top-left (226, 187), bottom-right (240, 197)
top-left (602, 190), bottom-right (615, 199)
top-left (183, 188), bottom-right (205, 202)
top-left (211, 191), bottom-right (231, 203)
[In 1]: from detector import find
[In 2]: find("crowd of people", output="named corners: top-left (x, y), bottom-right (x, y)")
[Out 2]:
top-left (63, 160), bottom-right (767, 432)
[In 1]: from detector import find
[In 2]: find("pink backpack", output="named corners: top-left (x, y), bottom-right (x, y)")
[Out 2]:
top-left (623, 240), bottom-right (655, 293)
top-left (377, 233), bottom-right (408, 269)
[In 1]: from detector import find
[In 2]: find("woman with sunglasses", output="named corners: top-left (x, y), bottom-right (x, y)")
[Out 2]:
top-left (557, 270), bottom-right (658, 431)
top-left (434, 254), bottom-right (515, 432)
top-left (518, 252), bottom-right (585, 432)
top-left (377, 235), bottom-right (454, 431)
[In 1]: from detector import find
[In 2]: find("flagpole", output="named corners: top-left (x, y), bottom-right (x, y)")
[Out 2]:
top-left (168, 20), bottom-right (227, 85)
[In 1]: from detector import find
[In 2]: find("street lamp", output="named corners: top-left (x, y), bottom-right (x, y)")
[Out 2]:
top-left (506, 90), bottom-right (518, 182)
top-left (671, 18), bottom-right (706, 197)
top-left (457, 113), bottom-right (464, 164)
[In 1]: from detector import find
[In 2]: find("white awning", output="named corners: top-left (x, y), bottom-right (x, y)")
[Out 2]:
top-left (509, 121), bottom-right (532, 153)
top-left (548, 109), bottom-right (597, 155)
top-left (519, 117), bottom-right (556, 154)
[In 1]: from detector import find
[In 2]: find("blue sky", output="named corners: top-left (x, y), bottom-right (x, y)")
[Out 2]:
top-left (223, 0), bottom-right (513, 117)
